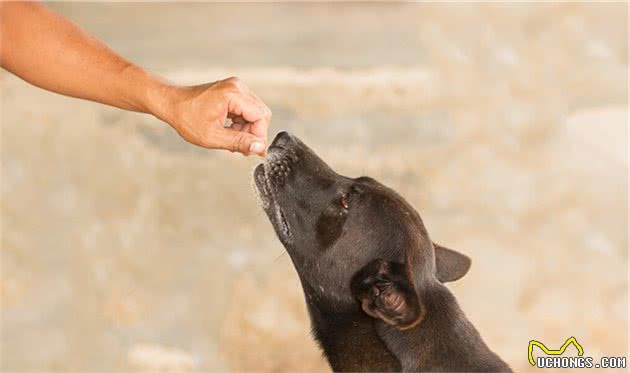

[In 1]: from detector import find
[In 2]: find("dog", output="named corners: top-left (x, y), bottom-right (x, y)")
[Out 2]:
top-left (253, 132), bottom-right (512, 372)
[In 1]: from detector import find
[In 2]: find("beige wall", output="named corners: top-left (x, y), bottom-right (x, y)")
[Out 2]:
top-left (2, 3), bottom-right (628, 372)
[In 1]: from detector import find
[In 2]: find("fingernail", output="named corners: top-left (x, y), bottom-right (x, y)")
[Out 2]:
top-left (249, 141), bottom-right (266, 155)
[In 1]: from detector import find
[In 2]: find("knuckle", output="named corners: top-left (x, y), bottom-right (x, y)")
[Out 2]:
top-left (230, 133), bottom-right (248, 153)
top-left (223, 76), bottom-right (242, 91)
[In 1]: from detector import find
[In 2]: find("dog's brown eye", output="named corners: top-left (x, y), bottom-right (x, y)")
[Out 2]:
top-left (340, 195), bottom-right (350, 209)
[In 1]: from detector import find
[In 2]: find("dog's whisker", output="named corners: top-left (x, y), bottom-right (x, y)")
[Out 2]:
top-left (273, 250), bottom-right (288, 262)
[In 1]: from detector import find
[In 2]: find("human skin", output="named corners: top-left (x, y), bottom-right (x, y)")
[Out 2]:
top-left (0, 2), bottom-right (271, 156)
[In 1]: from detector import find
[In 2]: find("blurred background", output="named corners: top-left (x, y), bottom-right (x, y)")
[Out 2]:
top-left (1, 2), bottom-right (628, 372)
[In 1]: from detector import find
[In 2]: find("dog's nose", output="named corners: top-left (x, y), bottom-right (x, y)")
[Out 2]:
top-left (271, 131), bottom-right (297, 149)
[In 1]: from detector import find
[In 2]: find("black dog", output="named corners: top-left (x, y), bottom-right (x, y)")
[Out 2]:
top-left (254, 132), bottom-right (511, 372)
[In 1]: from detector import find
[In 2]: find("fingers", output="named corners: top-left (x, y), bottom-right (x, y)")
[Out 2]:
top-left (227, 93), bottom-right (271, 134)
top-left (246, 91), bottom-right (272, 140)
top-left (231, 122), bottom-right (244, 132)
top-left (222, 77), bottom-right (272, 141)
top-left (228, 116), bottom-right (256, 143)
top-left (163, 77), bottom-right (271, 157)
top-left (214, 126), bottom-right (267, 156)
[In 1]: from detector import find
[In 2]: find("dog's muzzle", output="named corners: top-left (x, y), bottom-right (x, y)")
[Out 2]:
top-left (253, 132), bottom-right (301, 243)
top-left (256, 131), bottom-right (300, 193)
top-left (263, 146), bottom-right (298, 189)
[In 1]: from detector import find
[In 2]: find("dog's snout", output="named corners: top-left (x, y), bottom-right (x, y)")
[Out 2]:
top-left (271, 131), bottom-right (297, 149)
top-left (263, 132), bottom-right (301, 190)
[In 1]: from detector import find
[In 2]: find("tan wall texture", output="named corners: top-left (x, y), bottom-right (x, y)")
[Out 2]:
top-left (1, 3), bottom-right (628, 372)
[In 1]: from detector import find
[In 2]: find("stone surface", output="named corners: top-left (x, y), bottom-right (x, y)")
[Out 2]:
top-left (1, 3), bottom-right (628, 372)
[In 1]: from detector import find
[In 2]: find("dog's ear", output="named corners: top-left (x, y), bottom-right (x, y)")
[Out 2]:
top-left (433, 242), bottom-right (471, 283)
top-left (350, 259), bottom-right (424, 330)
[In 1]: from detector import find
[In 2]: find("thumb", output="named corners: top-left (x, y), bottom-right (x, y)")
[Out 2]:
top-left (217, 127), bottom-right (267, 156)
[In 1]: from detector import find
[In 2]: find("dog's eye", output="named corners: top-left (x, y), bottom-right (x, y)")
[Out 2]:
top-left (340, 194), bottom-right (350, 209)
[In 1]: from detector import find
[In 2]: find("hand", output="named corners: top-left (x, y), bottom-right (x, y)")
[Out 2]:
top-left (0, 4), bottom-right (271, 156)
top-left (155, 77), bottom-right (272, 156)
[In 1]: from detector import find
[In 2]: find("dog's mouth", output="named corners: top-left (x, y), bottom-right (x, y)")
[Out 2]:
top-left (253, 145), bottom-right (298, 243)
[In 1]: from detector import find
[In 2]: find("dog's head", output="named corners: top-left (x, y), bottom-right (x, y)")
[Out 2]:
top-left (254, 132), bottom-right (471, 329)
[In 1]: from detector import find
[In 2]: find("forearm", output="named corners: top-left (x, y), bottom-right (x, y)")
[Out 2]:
top-left (0, 2), bottom-right (166, 114)
top-left (0, 2), bottom-right (271, 156)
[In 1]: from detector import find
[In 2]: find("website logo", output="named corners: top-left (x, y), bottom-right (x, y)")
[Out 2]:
top-left (528, 337), bottom-right (626, 369)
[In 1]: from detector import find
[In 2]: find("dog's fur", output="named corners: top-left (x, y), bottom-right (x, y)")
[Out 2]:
top-left (254, 132), bottom-right (511, 372)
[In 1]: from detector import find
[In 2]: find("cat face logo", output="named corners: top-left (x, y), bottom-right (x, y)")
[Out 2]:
top-left (528, 337), bottom-right (584, 366)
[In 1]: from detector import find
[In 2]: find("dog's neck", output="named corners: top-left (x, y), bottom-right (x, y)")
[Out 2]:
top-left (306, 283), bottom-right (510, 372)
top-left (309, 308), bottom-right (401, 372)
top-left (375, 282), bottom-right (510, 372)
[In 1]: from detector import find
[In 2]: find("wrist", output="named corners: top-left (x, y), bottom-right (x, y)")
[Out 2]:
top-left (125, 65), bottom-right (177, 123)
top-left (144, 77), bottom-right (180, 125)
top-left (115, 64), bottom-right (157, 114)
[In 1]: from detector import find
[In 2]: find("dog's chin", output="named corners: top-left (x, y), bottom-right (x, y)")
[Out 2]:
top-left (254, 163), bottom-right (293, 245)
